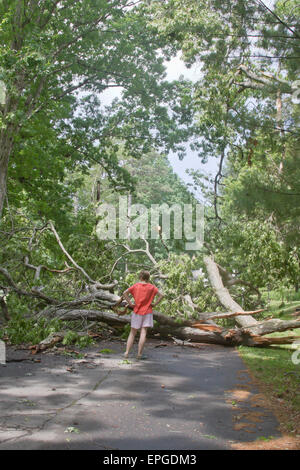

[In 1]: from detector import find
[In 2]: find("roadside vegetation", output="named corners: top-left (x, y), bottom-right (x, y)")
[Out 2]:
top-left (239, 290), bottom-right (300, 434)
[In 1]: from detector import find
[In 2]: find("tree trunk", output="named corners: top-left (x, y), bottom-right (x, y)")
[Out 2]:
top-left (0, 147), bottom-right (9, 218)
top-left (44, 307), bottom-right (300, 348)
top-left (0, 297), bottom-right (10, 322)
top-left (243, 318), bottom-right (300, 336)
top-left (203, 255), bottom-right (258, 328)
top-left (0, 119), bottom-right (17, 218)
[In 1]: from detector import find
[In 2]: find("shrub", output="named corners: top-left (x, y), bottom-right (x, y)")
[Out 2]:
top-left (0, 314), bottom-right (63, 345)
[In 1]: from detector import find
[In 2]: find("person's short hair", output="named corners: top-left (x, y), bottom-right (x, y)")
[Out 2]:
top-left (139, 270), bottom-right (150, 282)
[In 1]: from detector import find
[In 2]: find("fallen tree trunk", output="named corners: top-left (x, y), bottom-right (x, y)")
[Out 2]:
top-left (8, 257), bottom-right (300, 348)
top-left (243, 318), bottom-right (300, 336)
top-left (203, 255), bottom-right (258, 328)
top-left (31, 332), bottom-right (65, 353)
top-left (42, 307), bottom-right (300, 348)
top-left (35, 250), bottom-right (300, 348)
top-left (206, 309), bottom-right (264, 321)
top-left (201, 255), bottom-right (300, 345)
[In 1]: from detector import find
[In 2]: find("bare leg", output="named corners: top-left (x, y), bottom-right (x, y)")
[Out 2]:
top-left (124, 328), bottom-right (137, 357)
top-left (137, 327), bottom-right (147, 358)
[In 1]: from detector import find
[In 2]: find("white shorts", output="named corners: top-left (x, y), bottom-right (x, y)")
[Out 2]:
top-left (131, 312), bottom-right (153, 329)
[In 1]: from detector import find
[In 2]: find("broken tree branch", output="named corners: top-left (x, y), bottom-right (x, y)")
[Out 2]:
top-left (0, 266), bottom-right (59, 304)
top-left (236, 64), bottom-right (293, 94)
top-left (109, 238), bottom-right (157, 277)
top-left (48, 221), bottom-right (95, 284)
top-left (208, 309), bottom-right (264, 320)
top-left (216, 263), bottom-right (261, 299)
top-left (203, 255), bottom-right (258, 328)
top-left (202, 255), bottom-right (300, 343)
top-left (23, 256), bottom-right (75, 282)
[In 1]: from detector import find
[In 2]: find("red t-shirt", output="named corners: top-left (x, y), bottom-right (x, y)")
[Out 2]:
top-left (127, 282), bottom-right (159, 316)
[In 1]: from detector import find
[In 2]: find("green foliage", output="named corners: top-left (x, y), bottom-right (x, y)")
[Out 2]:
top-left (76, 335), bottom-right (94, 349)
top-left (64, 427), bottom-right (80, 434)
top-left (87, 150), bottom-right (199, 276)
top-left (99, 348), bottom-right (115, 354)
top-left (118, 258), bottom-right (212, 323)
top-left (0, 315), bottom-right (63, 345)
top-left (274, 291), bottom-right (300, 302)
top-left (0, 0), bottom-right (196, 223)
top-left (1, 0), bottom-right (299, 331)
top-left (0, 207), bottom-right (117, 322)
top-left (149, 0), bottom-right (300, 295)
top-left (62, 330), bottom-right (79, 346)
top-left (121, 324), bottom-right (131, 340)
top-left (62, 331), bottom-right (94, 348)
top-left (155, 253), bottom-right (222, 317)
top-left (62, 351), bottom-right (85, 359)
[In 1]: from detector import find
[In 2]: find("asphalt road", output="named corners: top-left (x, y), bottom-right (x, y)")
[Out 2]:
top-left (0, 339), bottom-right (281, 450)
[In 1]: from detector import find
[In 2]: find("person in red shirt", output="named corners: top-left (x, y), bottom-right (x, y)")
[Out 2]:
top-left (122, 270), bottom-right (164, 360)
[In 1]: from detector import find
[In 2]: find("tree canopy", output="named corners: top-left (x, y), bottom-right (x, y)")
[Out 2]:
top-left (0, 0), bottom-right (299, 344)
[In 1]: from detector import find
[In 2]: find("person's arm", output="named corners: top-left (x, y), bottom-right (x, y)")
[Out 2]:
top-left (123, 289), bottom-right (135, 308)
top-left (151, 290), bottom-right (164, 308)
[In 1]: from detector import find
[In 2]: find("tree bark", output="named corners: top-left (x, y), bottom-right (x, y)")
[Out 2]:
top-left (0, 297), bottom-right (10, 321)
top-left (0, 127), bottom-right (14, 218)
top-left (203, 255), bottom-right (258, 327)
top-left (243, 318), bottom-right (300, 336)
top-left (0, 155), bottom-right (8, 218)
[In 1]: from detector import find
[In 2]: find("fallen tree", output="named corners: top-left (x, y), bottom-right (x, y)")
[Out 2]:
top-left (1, 222), bottom-right (300, 348)
top-left (38, 304), bottom-right (299, 348)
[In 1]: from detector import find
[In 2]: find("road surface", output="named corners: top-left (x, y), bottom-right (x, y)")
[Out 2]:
top-left (0, 339), bottom-right (281, 450)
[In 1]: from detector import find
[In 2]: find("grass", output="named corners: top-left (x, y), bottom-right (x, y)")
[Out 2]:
top-left (238, 346), bottom-right (300, 408)
top-left (258, 290), bottom-right (300, 349)
top-left (238, 292), bottom-right (300, 433)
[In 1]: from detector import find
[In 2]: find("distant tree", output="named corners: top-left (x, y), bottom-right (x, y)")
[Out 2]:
top-left (0, 0), bottom-right (194, 220)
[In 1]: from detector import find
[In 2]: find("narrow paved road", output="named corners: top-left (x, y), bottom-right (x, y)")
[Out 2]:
top-left (0, 340), bottom-right (281, 450)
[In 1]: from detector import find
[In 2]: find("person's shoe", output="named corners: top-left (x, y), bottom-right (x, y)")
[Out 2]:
top-left (123, 352), bottom-right (129, 358)
top-left (136, 354), bottom-right (148, 360)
